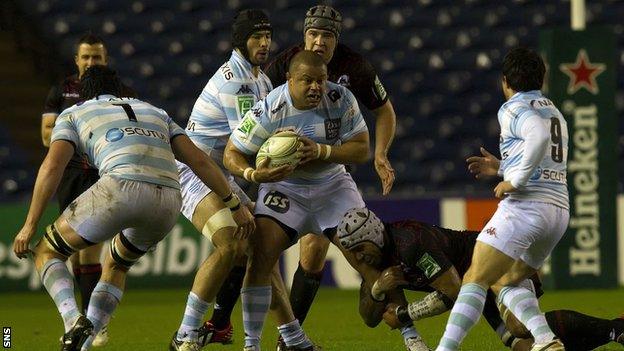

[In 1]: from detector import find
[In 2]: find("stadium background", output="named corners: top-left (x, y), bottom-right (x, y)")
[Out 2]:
top-left (1, 0), bottom-right (623, 350)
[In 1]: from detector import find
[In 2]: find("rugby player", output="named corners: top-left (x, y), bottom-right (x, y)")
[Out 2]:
top-left (14, 66), bottom-right (251, 351)
top-left (223, 50), bottom-right (369, 351)
top-left (264, 7), bottom-right (397, 340)
top-left (169, 10), bottom-right (272, 350)
top-left (40, 33), bottom-right (136, 347)
top-left (436, 47), bottom-right (569, 351)
top-left (335, 208), bottom-right (624, 351)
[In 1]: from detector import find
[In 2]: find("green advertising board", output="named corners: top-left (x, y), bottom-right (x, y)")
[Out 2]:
top-left (0, 203), bottom-right (212, 292)
top-left (540, 27), bottom-right (617, 288)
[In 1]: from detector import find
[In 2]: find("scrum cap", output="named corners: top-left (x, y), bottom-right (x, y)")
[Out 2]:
top-left (304, 5), bottom-right (342, 38)
top-left (337, 208), bottom-right (385, 250)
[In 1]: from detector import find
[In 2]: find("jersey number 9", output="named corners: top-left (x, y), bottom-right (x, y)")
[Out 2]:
top-left (550, 117), bottom-right (563, 163)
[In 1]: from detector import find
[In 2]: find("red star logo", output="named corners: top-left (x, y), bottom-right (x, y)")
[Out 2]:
top-left (559, 49), bottom-right (606, 95)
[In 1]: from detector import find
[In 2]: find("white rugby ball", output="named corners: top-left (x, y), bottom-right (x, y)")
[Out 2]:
top-left (256, 131), bottom-right (302, 168)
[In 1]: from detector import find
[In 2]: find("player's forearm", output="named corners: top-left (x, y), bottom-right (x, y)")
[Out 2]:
top-left (399, 290), bottom-right (455, 322)
top-left (42, 127), bottom-right (53, 147)
top-left (192, 156), bottom-right (232, 199)
top-left (25, 161), bottom-right (64, 228)
top-left (173, 135), bottom-right (232, 198)
top-left (324, 133), bottom-right (370, 164)
top-left (223, 142), bottom-right (253, 179)
top-left (41, 114), bottom-right (57, 147)
top-left (359, 283), bottom-right (385, 327)
top-left (372, 101), bottom-right (396, 158)
top-left (509, 122), bottom-right (549, 188)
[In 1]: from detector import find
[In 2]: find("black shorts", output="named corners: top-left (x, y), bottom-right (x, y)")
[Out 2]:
top-left (57, 167), bottom-right (100, 212)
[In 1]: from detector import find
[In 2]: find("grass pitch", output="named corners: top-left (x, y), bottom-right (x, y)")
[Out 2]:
top-left (3, 287), bottom-right (624, 350)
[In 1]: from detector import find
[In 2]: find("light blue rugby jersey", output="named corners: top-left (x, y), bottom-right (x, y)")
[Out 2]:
top-left (51, 95), bottom-right (186, 189)
top-left (498, 90), bottom-right (569, 209)
top-left (230, 81), bottom-right (369, 184)
top-left (186, 50), bottom-right (273, 168)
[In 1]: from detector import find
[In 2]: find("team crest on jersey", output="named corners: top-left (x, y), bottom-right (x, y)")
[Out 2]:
top-left (327, 89), bottom-right (341, 102)
top-left (236, 95), bottom-right (255, 117)
top-left (324, 118), bottom-right (341, 140)
top-left (416, 253), bottom-right (441, 279)
top-left (263, 190), bottom-right (290, 213)
top-left (236, 85), bottom-right (253, 95)
top-left (337, 75), bottom-right (350, 87)
top-left (237, 115), bottom-right (257, 139)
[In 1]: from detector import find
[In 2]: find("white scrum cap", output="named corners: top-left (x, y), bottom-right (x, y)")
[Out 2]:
top-left (337, 208), bottom-right (385, 250)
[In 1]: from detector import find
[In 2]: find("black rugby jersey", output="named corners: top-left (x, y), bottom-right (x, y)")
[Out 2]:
top-left (382, 220), bottom-right (477, 291)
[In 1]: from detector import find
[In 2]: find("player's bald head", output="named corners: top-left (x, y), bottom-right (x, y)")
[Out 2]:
top-left (288, 50), bottom-right (327, 75)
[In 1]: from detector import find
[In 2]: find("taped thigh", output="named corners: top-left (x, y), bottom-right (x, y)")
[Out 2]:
top-left (201, 208), bottom-right (237, 240)
top-left (109, 232), bottom-right (146, 269)
top-left (42, 224), bottom-right (82, 257)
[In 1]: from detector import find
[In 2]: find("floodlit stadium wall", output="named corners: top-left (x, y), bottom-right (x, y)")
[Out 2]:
top-left (1, 196), bottom-right (623, 292)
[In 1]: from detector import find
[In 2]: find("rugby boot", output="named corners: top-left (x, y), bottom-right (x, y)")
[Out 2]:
top-left (283, 343), bottom-right (322, 351)
top-left (169, 331), bottom-right (202, 351)
top-left (277, 336), bottom-right (322, 351)
top-left (276, 336), bottom-right (286, 351)
top-left (405, 336), bottom-right (431, 351)
top-left (197, 320), bottom-right (234, 345)
top-left (60, 315), bottom-right (93, 351)
top-left (91, 325), bottom-right (109, 347)
top-left (613, 314), bottom-right (624, 345)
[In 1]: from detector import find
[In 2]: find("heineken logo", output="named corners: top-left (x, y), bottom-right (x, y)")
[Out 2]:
top-left (559, 49), bottom-right (606, 95)
top-left (566, 103), bottom-right (600, 276)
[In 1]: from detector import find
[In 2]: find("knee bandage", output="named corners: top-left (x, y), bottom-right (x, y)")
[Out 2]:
top-left (42, 224), bottom-right (78, 257)
top-left (201, 208), bottom-right (237, 239)
top-left (109, 234), bottom-right (144, 269)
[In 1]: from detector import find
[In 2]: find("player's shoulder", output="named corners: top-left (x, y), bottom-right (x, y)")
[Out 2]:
top-left (212, 58), bottom-right (245, 86)
top-left (499, 97), bottom-right (533, 120)
top-left (263, 84), bottom-right (289, 116)
top-left (271, 44), bottom-right (303, 64)
top-left (214, 59), bottom-right (258, 94)
top-left (335, 44), bottom-right (369, 65)
top-left (324, 81), bottom-right (357, 105)
top-left (126, 98), bottom-right (170, 118)
top-left (50, 74), bottom-right (79, 95)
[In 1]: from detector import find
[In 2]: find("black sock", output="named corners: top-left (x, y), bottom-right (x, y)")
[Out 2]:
top-left (546, 309), bottom-right (615, 351)
top-left (210, 265), bottom-right (246, 329)
top-left (78, 264), bottom-right (102, 313)
top-left (289, 263), bottom-right (323, 325)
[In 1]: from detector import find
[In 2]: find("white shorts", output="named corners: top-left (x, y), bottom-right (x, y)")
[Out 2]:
top-left (177, 161), bottom-right (251, 222)
top-left (255, 173), bottom-right (365, 242)
top-left (63, 176), bottom-right (182, 252)
top-left (477, 198), bottom-right (569, 269)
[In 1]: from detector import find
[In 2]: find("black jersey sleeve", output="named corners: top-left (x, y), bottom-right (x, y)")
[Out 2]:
top-left (42, 84), bottom-right (63, 115)
top-left (347, 55), bottom-right (389, 111)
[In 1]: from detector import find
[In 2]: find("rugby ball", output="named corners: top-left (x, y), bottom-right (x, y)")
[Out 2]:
top-left (256, 131), bottom-right (302, 168)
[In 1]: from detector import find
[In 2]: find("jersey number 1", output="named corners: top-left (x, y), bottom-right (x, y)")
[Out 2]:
top-left (550, 117), bottom-right (563, 163)
top-left (113, 103), bottom-right (137, 122)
